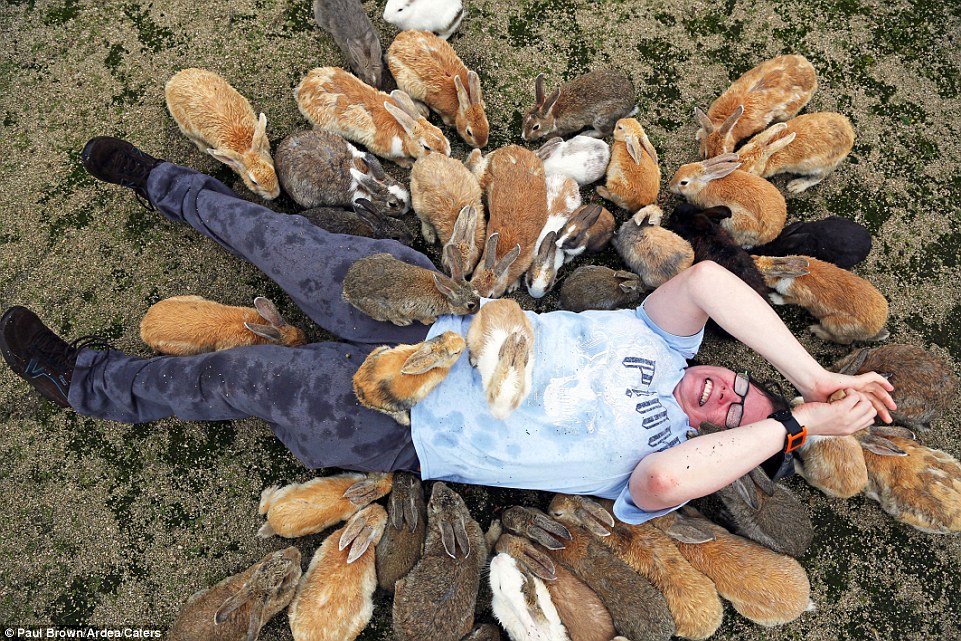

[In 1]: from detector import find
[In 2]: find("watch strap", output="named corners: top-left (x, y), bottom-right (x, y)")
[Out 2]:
top-left (769, 409), bottom-right (807, 454)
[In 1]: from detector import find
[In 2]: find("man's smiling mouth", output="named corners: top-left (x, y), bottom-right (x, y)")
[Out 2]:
top-left (699, 378), bottom-right (713, 407)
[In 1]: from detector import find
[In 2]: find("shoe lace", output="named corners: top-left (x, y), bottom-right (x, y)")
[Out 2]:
top-left (33, 333), bottom-right (113, 372)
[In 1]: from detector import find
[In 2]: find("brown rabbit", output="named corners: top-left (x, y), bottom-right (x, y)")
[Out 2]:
top-left (352, 331), bottom-right (465, 425)
top-left (342, 251), bottom-right (479, 325)
top-left (652, 507), bottom-right (813, 627)
top-left (376, 471), bottom-right (427, 591)
top-left (140, 296), bottom-right (307, 355)
top-left (288, 504), bottom-right (387, 641)
top-left (393, 482), bottom-right (488, 641)
top-left (794, 434), bottom-right (869, 499)
top-left (167, 546), bottom-right (302, 641)
top-left (752, 255), bottom-right (889, 344)
top-left (387, 30), bottom-right (489, 148)
top-left (596, 118), bottom-right (660, 212)
top-left (694, 54), bottom-right (817, 158)
top-left (555, 203), bottom-right (616, 260)
top-left (670, 154), bottom-right (787, 248)
top-left (165, 68), bottom-right (280, 200)
top-left (295, 67), bottom-right (451, 168)
top-left (257, 472), bottom-right (393, 538)
top-left (559, 266), bottom-right (644, 312)
top-left (613, 205), bottom-right (695, 290)
top-left (522, 69), bottom-right (636, 142)
top-left (470, 146), bottom-right (549, 298)
top-left (831, 343), bottom-right (957, 430)
top-left (735, 113), bottom-right (855, 192)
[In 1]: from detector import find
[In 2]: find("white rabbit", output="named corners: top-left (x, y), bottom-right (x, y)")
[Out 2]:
top-left (535, 136), bottom-right (611, 186)
top-left (466, 299), bottom-right (535, 420)
top-left (382, 0), bottom-right (464, 40)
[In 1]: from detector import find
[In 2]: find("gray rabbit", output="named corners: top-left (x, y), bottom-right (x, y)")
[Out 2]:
top-left (313, 0), bottom-right (384, 88)
top-left (522, 69), bottom-right (636, 141)
top-left (375, 471), bottom-right (427, 591)
top-left (300, 199), bottom-right (414, 244)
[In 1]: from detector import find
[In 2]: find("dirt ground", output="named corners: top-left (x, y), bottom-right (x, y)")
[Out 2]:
top-left (0, 0), bottom-right (959, 639)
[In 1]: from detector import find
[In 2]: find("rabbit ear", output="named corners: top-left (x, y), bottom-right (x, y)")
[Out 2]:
top-left (245, 322), bottom-right (283, 342)
top-left (439, 516), bottom-right (471, 558)
top-left (512, 541), bottom-right (557, 582)
top-left (542, 86), bottom-right (561, 115)
top-left (859, 434), bottom-right (908, 457)
top-left (482, 233), bottom-right (499, 269)
top-left (253, 297), bottom-right (286, 327)
top-left (701, 205), bottom-right (733, 221)
top-left (624, 133), bottom-right (642, 164)
top-left (494, 243), bottom-right (521, 278)
top-left (535, 137), bottom-right (563, 160)
top-left (756, 255), bottom-right (810, 278)
top-left (431, 270), bottom-right (463, 301)
top-left (534, 72), bottom-right (546, 107)
top-left (251, 113), bottom-right (269, 153)
top-left (718, 105), bottom-right (744, 136)
top-left (351, 198), bottom-right (384, 233)
top-left (384, 101), bottom-right (418, 136)
top-left (360, 153), bottom-right (387, 181)
top-left (868, 425), bottom-right (916, 440)
top-left (693, 107), bottom-right (714, 132)
top-left (700, 159), bottom-right (742, 182)
top-left (401, 341), bottom-right (448, 375)
top-left (638, 129), bottom-right (659, 166)
top-left (208, 148), bottom-right (245, 173)
top-left (389, 90), bottom-right (421, 119)
top-left (467, 71), bottom-right (483, 106)
top-left (732, 475), bottom-right (761, 510)
top-left (442, 244), bottom-right (467, 281)
top-left (454, 74), bottom-right (471, 111)
top-left (214, 582), bottom-right (262, 626)
top-left (536, 230), bottom-right (558, 262)
top-left (748, 466), bottom-right (776, 497)
top-left (833, 347), bottom-right (872, 375)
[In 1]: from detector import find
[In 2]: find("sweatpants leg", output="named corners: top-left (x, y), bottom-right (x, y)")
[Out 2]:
top-left (68, 343), bottom-right (420, 473)
top-left (147, 162), bottom-right (432, 345)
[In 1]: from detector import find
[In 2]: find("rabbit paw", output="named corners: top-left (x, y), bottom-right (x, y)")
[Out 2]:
top-left (787, 176), bottom-right (824, 194)
top-left (768, 292), bottom-right (786, 305)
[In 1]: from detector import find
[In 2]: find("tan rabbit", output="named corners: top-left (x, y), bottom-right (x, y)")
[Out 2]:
top-left (694, 54), bottom-right (817, 158)
top-left (288, 504), bottom-right (387, 641)
top-left (596, 118), bottom-right (660, 212)
top-left (409, 153), bottom-right (486, 277)
top-left (613, 205), bottom-right (695, 290)
top-left (669, 154), bottom-right (786, 248)
top-left (466, 299), bottom-right (535, 420)
top-left (295, 67), bottom-right (451, 168)
top-left (376, 471), bottom-right (427, 591)
top-left (352, 331), bottom-right (465, 425)
top-left (469, 146), bottom-right (550, 298)
top-left (387, 30), bottom-right (489, 148)
top-left (735, 113), bottom-right (855, 193)
top-left (652, 507), bottom-right (813, 627)
top-left (555, 203), bottom-right (616, 260)
top-left (257, 472), bottom-right (393, 538)
top-left (140, 296), bottom-right (307, 355)
top-left (165, 68), bottom-right (280, 200)
top-left (752, 255), bottom-right (889, 344)
top-left (342, 251), bottom-right (479, 325)
top-left (167, 546), bottom-right (302, 641)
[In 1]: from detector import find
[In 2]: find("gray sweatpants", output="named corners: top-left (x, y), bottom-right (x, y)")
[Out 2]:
top-left (68, 162), bottom-right (435, 472)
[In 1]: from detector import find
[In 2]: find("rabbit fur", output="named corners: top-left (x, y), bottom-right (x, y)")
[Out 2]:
top-left (522, 69), bottom-right (637, 142)
top-left (382, 0), bottom-right (464, 39)
top-left (558, 266), bottom-right (644, 312)
top-left (750, 216), bottom-right (872, 269)
top-left (312, 0), bottom-right (384, 88)
top-left (342, 252), bottom-right (479, 325)
top-left (295, 67), bottom-right (451, 168)
top-left (752, 254), bottom-right (889, 343)
top-left (352, 331), bottom-right (465, 425)
top-left (613, 205), bottom-right (694, 290)
top-left (140, 295), bottom-right (307, 355)
top-left (166, 546), bottom-right (302, 641)
top-left (536, 135), bottom-right (611, 186)
top-left (392, 482), bottom-right (488, 641)
top-left (376, 471), bottom-right (427, 591)
top-left (165, 68), bottom-right (280, 200)
top-left (526, 175), bottom-right (582, 298)
top-left (257, 472), bottom-right (393, 538)
top-left (387, 30), bottom-right (489, 148)
top-left (670, 154), bottom-right (787, 248)
top-left (694, 54), bottom-right (817, 158)
top-left (288, 504), bottom-right (387, 641)
top-left (793, 434), bottom-right (869, 498)
top-left (596, 118), bottom-right (660, 212)
top-left (555, 203), bottom-right (616, 261)
top-left (299, 199), bottom-right (414, 244)
top-left (466, 299), bottom-right (535, 420)
top-left (490, 553), bottom-right (571, 641)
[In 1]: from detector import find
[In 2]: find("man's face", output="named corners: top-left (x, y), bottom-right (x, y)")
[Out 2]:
top-left (673, 365), bottom-right (774, 429)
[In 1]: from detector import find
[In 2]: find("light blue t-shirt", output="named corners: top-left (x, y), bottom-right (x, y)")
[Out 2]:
top-left (409, 302), bottom-right (704, 524)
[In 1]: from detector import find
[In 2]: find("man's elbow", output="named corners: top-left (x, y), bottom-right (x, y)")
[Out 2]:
top-left (630, 464), bottom-right (684, 511)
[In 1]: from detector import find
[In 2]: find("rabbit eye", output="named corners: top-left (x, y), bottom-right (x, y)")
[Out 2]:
top-left (249, 175), bottom-right (259, 186)
top-left (388, 201), bottom-right (399, 209)
top-left (466, 127), bottom-right (473, 137)
top-left (466, 301), bottom-right (477, 310)
top-left (532, 124), bottom-right (540, 131)
top-left (680, 180), bottom-right (689, 186)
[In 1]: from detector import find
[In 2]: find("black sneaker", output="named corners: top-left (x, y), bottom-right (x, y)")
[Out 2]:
top-left (0, 306), bottom-right (112, 408)
top-left (80, 136), bottom-right (163, 207)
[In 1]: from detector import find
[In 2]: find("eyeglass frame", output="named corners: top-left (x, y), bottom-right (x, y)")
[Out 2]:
top-left (725, 371), bottom-right (751, 429)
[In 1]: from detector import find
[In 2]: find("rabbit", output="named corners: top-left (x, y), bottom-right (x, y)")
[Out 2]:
top-left (596, 118), bottom-right (660, 212)
top-left (613, 205), bottom-right (694, 290)
top-left (750, 216), bottom-right (872, 270)
top-left (525, 175), bottom-right (582, 298)
top-left (274, 129), bottom-right (409, 214)
top-left (352, 331), bottom-right (466, 425)
top-left (466, 299), bottom-right (535, 420)
top-left (165, 68), bottom-right (280, 200)
top-left (558, 266), bottom-right (644, 312)
top-left (694, 54), bottom-right (817, 158)
top-left (469, 146), bottom-right (549, 298)
top-left (140, 296), bottom-right (307, 356)
top-left (521, 69), bottom-right (636, 142)
top-left (376, 471), bottom-right (427, 591)
top-left (382, 0), bottom-right (464, 39)
top-left (669, 153), bottom-right (787, 248)
top-left (288, 504), bottom-right (387, 641)
top-left (652, 506), bottom-right (814, 627)
top-left (502, 499), bottom-right (675, 641)
top-left (752, 255), bottom-right (890, 344)
top-left (342, 251), bottom-right (479, 325)
top-left (295, 67), bottom-right (451, 168)
top-left (830, 343), bottom-right (957, 430)
top-left (735, 113), bottom-right (855, 192)
top-left (464, 625), bottom-right (503, 641)
top-left (793, 434), bottom-right (868, 498)
top-left (393, 482), bottom-right (488, 641)
top-left (167, 546), bottom-right (303, 641)
top-left (495, 533), bottom-right (617, 641)
top-left (490, 552), bottom-right (571, 641)
top-left (299, 199), bottom-right (414, 244)
top-left (860, 435), bottom-right (961, 534)
top-left (312, 0), bottom-right (384, 88)
top-left (410, 153), bottom-right (486, 276)
top-left (555, 204), bottom-right (616, 260)
top-left (535, 136), bottom-right (611, 186)
top-left (387, 30), bottom-right (489, 148)
top-left (257, 472), bottom-right (393, 538)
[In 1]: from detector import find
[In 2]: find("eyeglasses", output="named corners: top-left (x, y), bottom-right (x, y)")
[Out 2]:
top-left (725, 371), bottom-right (751, 429)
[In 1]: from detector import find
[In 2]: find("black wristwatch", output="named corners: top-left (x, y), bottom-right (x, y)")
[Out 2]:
top-left (769, 409), bottom-right (807, 453)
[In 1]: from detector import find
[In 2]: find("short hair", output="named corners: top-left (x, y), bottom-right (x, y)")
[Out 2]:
top-left (751, 377), bottom-right (790, 413)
